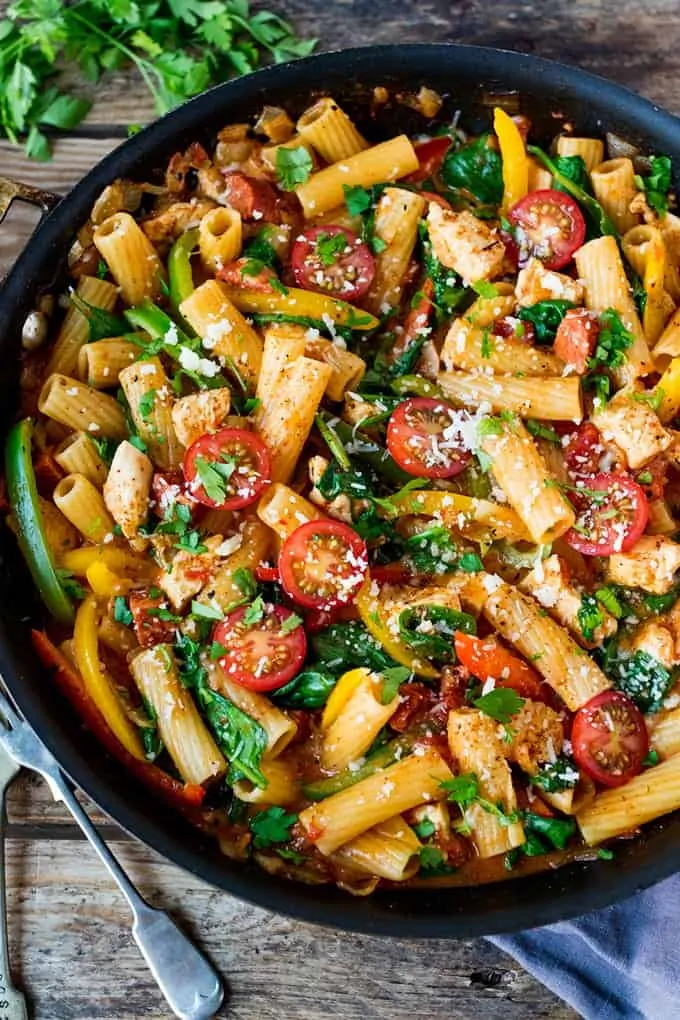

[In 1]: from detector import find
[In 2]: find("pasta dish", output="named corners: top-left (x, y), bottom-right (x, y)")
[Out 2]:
top-left (7, 91), bottom-right (680, 892)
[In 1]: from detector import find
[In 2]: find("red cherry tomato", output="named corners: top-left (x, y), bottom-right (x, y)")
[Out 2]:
top-left (407, 137), bottom-right (453, 182)
top-left (278, 520), bottom-right (368, 611)
top-left (213, 603), bottom-right (306, 692)
top-left (183, 428), bottom-right (271, 510)
top-left (572, 690), bottom-right (649, 787)
top-left (553, 309), bottom-right (599, 373)
top-left (453, 633), bottom-right (543, 700)
top-left (563, 423), bottom-right (604, 479)
top-left (386, 397), bottom-right (472, 478)
top-left (564, 472), bottom-right (649, 557)
top-left (254, 563), bottom-right (279, 583)
top-left (508, 188), bottom-right (586, 270)
top-left (291, 226), bottom-right (375, 302)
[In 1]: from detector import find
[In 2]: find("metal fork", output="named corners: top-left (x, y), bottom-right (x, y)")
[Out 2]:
top-left (0, 745), bottom-right (27, 1020)
top-left (0, 686), bottom-right (224, 1020)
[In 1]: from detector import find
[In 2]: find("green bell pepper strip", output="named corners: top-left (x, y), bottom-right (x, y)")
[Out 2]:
top-left (5, 419), bottom-right (74, 625)
top-left (124, 300), bottom-right (192, 345)
top-left (391, 375), bottom-right (444, 399)
top-left (302, 733), bottom-right (416, 801)
top-left (168, 228), bottom-right (199, 312)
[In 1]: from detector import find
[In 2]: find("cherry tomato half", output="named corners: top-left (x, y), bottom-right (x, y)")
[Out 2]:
top-left (508, 188), bottom-right (586, 270)
top-left (564, 472), bottom-right (648, 557)
top-left (291, 226), bottom-right (375, 302)
top-left (183, 428), bottom-right (271, 510)
top-left (278, 520), bottom-right (368, 611)
top-left (213, 603), bottom-right (306, 692)
top-left (563, 422), bottom-right (604, 479)
top-left (572, 690), bottom-right (648, 787)
top-left (453, 632), bottom-right (543, 700)
top-left (386, 397), bottom-right (472, 478)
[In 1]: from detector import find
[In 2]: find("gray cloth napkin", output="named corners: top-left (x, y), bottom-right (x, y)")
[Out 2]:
top-left (489, 875), bottom-right (680, 1019)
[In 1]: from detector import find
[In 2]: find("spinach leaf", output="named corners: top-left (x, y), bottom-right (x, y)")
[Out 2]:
top-left (614, 649), bottom-right (676, 714)
top-left (441, 133), bottom-right (503, 213)
top-left (399, 604), bottom-right (475, 663)
top-left (70, 290), bottom-right (129, 342)
top-left (197, 684), bottom-right (267, 788)
top-left (552, 154), bottom-right (591, 193)
top-left (403, 525), bottom-right (459, 574)
top-left (530, 755), bottom-right (580, 793)
top-left (316, 460), bottom-right (376, 500)
top-left (523, 811), bottom-right (576, 851)
top-left (518, 300), bottom-right (575, 344)
top-left (635, 155), bottom-right (673, 217)
top-left (273, 669), bottom-right (338, 710)
top-left (421, 228), bottom-right (468, 321)
top-left (249, 806), bottom-right (297, 847)
top-left (578, 593), bottom-right (604, 643)
top-left (312, 621), bottom-right (399, 674)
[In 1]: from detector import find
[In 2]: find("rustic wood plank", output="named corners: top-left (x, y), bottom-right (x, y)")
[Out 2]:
top-left (5, 836), bottom-right (577, 1020)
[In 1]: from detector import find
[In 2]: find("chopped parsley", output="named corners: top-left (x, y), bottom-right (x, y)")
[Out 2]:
top-left (578, 593), bottom-right (604, 642)
top-left (190, 601), bottom-right (223, 622)
top-left (249, 806), bottom-right (298, 848)
top-left (590, 309), bottom-right (634, 370)
top-left (473, 687), bottom-right (525, 725)
top-left (315, 231), bottom-right (348, 266)
top-left (138, 388), bottom-right (156, 421)
top-left (441, 771), bottom-right (520, 826)
top-left (418, 845), bottom-right (454, 877)
top-left (233, 567), bottom-right (258, 600)
top-left (113, 595), bottom-right (133, 626)
top-left (193, 454), bottom-right (236, 505)
top-left (634, 155), bottom-right (673, 217)
top-left (643, 749), bottom-right (660, 768)
top-left (531, 756), bottom-right (580, 793)
top-left (343, 184), bottom-right (373, 216)
top-left (243, 595), bottom-right (265, 627)
top-left (471, 280), bottom-right (498, 299)
top-left (280, 612), bottom-right (304, 635)
top-left (276, 145), bottom-right (313, 191)
top-left (412, 818), bottom-right (436, 840)
top-left (380, 666), bottom-right (411, 704)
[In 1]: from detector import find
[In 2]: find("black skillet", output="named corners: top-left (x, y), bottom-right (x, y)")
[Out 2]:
top-left (0, 44), bottom-right (678, 937)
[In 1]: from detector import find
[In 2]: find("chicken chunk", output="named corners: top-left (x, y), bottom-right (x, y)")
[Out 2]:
top-left (515, 257), bottom-right (584, 307)
top-left (608, 535), bottom-right (680, 594)
top-left (426, 203), bottom-right (505, 284)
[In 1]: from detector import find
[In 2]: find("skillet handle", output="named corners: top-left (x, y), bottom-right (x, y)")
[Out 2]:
top-left (0, 177), bottom-right (61, 226)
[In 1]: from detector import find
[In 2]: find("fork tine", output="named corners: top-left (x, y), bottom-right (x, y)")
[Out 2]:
top-left (0, 682), bottom-right (21, 731)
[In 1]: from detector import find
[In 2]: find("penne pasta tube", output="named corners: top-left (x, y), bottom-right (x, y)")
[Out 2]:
top-left (53, 473), bottom-right (115, 543)
top-left (448, 709), bottom-right (525, 857)
top-left (118, 357), bottom-right (183, 469)
top-left (47, 276), bottom-right (119, 377)
top-left (577, 754), bottom-right (680, 844)
top-left (256, 483), bottom-right (324, 541)
top-left (320, 669), bottom-right (400, 772)
top-left (331, 815), bottom-right (422, 881)
top-left (555, 135), bottom-right (604, 172)
top-left (198, 206), bottom-right (243, 273)
top-left (653, 308), bottom-right (680, 371)
top-left (102, 439), bottom-right (153, 539)
top-left (527, 158), bottom-right (553, 191)
top-left (76, 338), bottom-right (139, 388)
top-left (93, 212), bottom-right (165, 305)
top-left (255, 324), bottom-right (307, 411)
top-left (233, 758), bottom-right (299, 806)
top-left (657, 358), bottom-right (680, 423)
top-left (38, 373), bottom-right (128, 440)
top-left (255, 356), bottom-right (333, 483)
top-left (480, 417), bottom-right (575, 543)
top-left (54, 432), bottom-right (108, 487)
top-left (441, 318), bottom-right (565, 376)
top-left (438, 371), bottom-right (583, 422)
top-left (298, 748), bottom-right (453, 855)
top-left (296, 97), bottom-right (368, 162)
top-left (180, 280), bottom-right (263, 391)
top-left (206, 660), bottom-right (297, 757)
top-left (649, 707), bottom-right (680, 759)
top-left (130, 645), bottom-right (225, 785)
top-left (199, 516), bottom-right (271, 613)
top-left (365, 187), bottom-right (426, 315)
top-left (591, 157), bottom-right (640, 234)
top-left (482, 580), bottom-right (611, 710)
top-left (38, 497), bottom-right (80, 557)
top-left (295, 135), bottom-right (419, 218)
top-left (574, 235), bottom-right (652, 384)
top-left (463, 282), bottom-right (516, 328)
top-left (304, 336), bottom-right (366, 400)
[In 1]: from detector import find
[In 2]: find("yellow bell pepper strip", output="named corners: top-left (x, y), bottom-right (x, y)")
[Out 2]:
top-left (642, 229), bottom-right (670, 344)
top-left (85, 561), bottom-right (132, 597)
top-left (4, 419), bottom-right (74, 625)
top-left (657, 357), bottom-right (680, 423)
top-left (218, 285), bottom-right (380, 331)
top-left (73, 595), bottom-right (145, 760)
top-left (356, 579), bottom-right (439, 678)
top-left (494, 106), bottom-right (529, 214)
top-left (321, 667), bottom-right (370, 730)
top-left (303, 732), bottom-right (417, 801)
top-left (168, 227), bottom-right (198, 313)
top-left (60, 544), bottom-right (157, 581)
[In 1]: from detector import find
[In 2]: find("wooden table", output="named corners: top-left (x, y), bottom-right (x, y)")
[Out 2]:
top-left (2, 1), bottom-right (679, 1015)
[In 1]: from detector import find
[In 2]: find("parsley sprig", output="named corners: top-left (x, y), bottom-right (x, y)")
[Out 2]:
top-left (1, 0), bottom-right (316, 160)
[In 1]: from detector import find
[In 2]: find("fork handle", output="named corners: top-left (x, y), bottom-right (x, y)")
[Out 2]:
top-left (47, 772), bottom-right (224, 1020)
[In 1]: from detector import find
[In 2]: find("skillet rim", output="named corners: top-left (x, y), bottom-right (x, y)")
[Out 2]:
top-left (2, 42), bottom-right (680, 937)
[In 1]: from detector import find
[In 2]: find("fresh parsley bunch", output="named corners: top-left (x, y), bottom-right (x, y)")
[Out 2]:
top-left (0, 0), bottom-right (316, 160)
